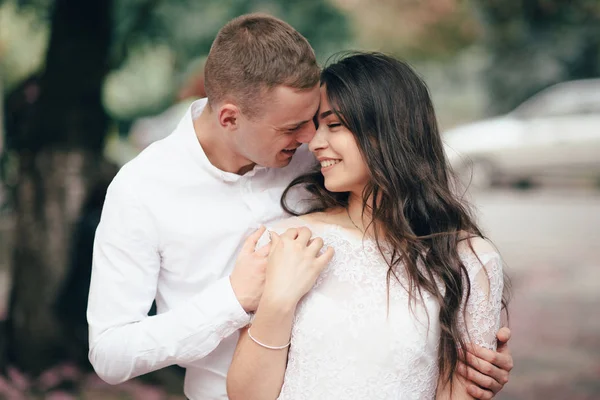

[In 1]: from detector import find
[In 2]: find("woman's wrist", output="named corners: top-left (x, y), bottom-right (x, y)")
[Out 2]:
top-left (257, 291), bottom-right (298, 316)
top-left (248, 295), bottom-right (296, 351)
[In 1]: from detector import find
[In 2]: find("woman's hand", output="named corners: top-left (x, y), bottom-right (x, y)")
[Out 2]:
top-left (262, 227), bottom-right (334, 308)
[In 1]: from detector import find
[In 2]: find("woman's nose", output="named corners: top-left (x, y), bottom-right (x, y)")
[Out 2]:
top-left (308, 126), bottom-right (328, 153)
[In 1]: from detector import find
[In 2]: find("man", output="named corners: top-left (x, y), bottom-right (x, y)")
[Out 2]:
top-left (87, 13), bottom-right (513, 400)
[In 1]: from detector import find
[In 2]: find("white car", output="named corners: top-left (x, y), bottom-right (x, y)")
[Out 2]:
top-left (443, 78), bottom-right (600, 188)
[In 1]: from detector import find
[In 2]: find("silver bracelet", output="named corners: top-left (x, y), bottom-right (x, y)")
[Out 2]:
top-left (247, 327), bottom-right (291, 350)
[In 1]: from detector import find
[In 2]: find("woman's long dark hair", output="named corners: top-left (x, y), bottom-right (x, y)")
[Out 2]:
top-left (281, 52), bottom-right (509, 388)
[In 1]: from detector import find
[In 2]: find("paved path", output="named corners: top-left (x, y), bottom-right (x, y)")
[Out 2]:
top-left (472, 188), bottom-right (600, 400)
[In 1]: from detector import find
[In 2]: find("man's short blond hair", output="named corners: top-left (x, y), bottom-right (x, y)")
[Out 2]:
top-left (204, 13), bottom-right (320, 117)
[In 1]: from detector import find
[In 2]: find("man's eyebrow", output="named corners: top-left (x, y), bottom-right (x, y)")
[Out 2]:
top-left (281, 119), bottom-right (310, 129)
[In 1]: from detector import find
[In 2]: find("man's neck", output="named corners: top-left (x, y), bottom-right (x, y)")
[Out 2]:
top-left (193, 106), bottom-right (256, 175)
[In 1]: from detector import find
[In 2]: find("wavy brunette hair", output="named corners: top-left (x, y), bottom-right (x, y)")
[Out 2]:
top-left (281, 52), bottom-right (509, 388)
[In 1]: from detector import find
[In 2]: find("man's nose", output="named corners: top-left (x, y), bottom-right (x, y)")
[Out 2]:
top-left (296, 124), bottom-right (317, 144)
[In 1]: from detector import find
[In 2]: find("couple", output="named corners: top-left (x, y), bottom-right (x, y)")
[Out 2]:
top-left (87, 13), bottom-right (512, 400)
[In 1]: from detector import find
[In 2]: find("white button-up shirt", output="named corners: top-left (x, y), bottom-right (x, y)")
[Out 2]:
top-left (87, 99), bottom-right (314, 399)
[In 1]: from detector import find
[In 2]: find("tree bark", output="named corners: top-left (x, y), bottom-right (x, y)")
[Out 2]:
top-left (6, 0), bottom-right (113, 374)
top-left (9, 151), bottom-right (107, 370)
top-left (0, 69), bottom-right (8, 371)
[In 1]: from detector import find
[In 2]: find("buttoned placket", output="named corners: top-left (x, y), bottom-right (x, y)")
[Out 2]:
top-left (239, 174), bottom-right (266, 221)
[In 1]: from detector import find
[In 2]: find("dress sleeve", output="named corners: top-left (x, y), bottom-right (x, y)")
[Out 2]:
top-left (458, 238), bottom-right (504, 350)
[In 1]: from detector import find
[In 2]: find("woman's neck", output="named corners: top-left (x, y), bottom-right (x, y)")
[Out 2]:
top-left (346, 191), bottom-right (393, 241)
top-left (346, 193), bottom-right (371, 234)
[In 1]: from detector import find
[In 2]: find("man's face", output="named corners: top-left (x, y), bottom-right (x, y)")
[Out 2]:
top-left (233, 85), bottom-right (320, 168)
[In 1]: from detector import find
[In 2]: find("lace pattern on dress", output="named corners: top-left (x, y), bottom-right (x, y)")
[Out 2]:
top-left (258, 218), bottom-right (503, 400)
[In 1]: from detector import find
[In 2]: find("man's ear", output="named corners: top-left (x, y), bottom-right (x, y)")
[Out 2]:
top-left (218, 103), bottom-right (241, 131)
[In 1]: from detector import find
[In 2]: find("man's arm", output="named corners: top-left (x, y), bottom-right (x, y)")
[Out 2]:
top-left (87, 171), bottom-right (252, 385)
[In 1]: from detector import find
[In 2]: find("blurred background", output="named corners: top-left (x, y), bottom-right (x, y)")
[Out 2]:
top-left (0, 0), bottom-right (599, 398)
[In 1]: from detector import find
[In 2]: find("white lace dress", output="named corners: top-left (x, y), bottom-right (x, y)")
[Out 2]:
top-left (257, 217), bottom-right (504, 400)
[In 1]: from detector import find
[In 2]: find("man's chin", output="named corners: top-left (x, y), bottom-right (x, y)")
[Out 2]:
top-left (266, 154), bottom-right (294, 168)
top-left (273, 158), bottom-right (293, 168)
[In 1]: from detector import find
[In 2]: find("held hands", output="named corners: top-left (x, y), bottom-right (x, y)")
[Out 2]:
top-left (458, 327), bottom-right (514, 399)
top-left (230, 226), bottom-right (334, 313)
top-left (262, 227), bottom-right (334, 308)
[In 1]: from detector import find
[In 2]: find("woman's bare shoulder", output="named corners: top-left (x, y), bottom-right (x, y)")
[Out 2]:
top-left (297, 209), bottom-right (347, 228)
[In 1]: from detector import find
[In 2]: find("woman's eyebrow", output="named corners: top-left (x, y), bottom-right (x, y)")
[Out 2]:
top-left (318, 110), bottom-right (334, 120)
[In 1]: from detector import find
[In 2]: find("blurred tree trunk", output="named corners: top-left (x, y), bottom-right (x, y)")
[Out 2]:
top-left (5, 0), bottom-right (113, 374)
top-left (0, 65), bottom-right (6, 372)
top-left (0, 67), bottom-right (4, 154)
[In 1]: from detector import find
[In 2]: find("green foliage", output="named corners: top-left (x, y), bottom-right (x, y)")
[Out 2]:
top-left (474, 0), bottom-right (600, 113)
top-left (0, 2), bottom-right (49, 91)
top-left (2, 0), bottom-right (351, 118)
top-left (110, 0), bottom-right (350, 68)
top-left (275, 0), bottom-right (351, 62)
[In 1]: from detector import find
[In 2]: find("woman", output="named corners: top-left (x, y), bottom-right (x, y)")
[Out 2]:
top-left (227, 52), bottom-right (509, 399)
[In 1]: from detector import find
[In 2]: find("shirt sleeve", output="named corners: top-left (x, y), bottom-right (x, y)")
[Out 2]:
top-left (87, 169), bottom-right (251, 385)
top-left (458, 239), bottom-right (505, 350)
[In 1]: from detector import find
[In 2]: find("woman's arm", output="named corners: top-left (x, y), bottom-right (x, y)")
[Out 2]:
top-left (227, 227), bottom-right (334, 400)
top-left (227, 298), bottom-right (296, 400)
top-left (437, 238), bottom-right (506, 399)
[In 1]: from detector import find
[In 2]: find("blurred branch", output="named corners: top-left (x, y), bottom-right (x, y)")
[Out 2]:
top-left (7, 0), bottom-right (53, 18)
top-left (110, 0), bottom-right (164, 69)
top-left (331, 0), bottom-right (479, 59)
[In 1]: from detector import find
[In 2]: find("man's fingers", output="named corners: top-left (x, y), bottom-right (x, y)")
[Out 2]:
top-left (269, 231), bottom-right (281, 247)
top-left (465, 351), bottom-right (509, 387)
top-left (255, 242), bottom-right (271, 257)
top-left (467, 344), bottom-right (513, 373)
top-left (241, 226), bottom-right (266, 253)
top-left (466, 383), bottom-right (494, 400)
top-left (496, 326), bottom-right (511, 344)
top-left (458, 361), bottom-right (503, 394)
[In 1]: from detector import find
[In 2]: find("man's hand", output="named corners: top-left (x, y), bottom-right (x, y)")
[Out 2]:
top-left (459, 327), bottom-right (514, 399)
top-left (230, 226), bottom-right (271, 313)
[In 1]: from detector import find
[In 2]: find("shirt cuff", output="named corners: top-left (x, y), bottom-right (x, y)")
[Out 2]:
top-left (207, 275), bottom-right (252, 330)
top-left (173, 275), bottom-right (253, 365)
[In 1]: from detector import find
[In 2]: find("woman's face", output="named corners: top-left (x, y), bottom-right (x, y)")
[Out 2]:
top-left (309, 85), bottom-right (370, 194)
